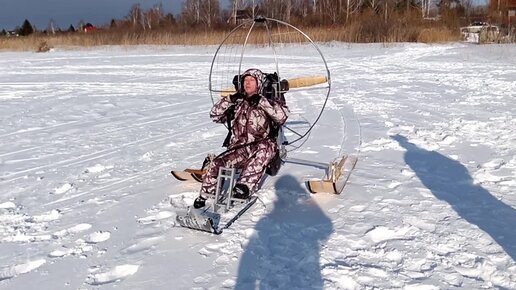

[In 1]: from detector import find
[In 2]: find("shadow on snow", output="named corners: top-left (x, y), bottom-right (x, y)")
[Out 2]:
top-left (235, 175), bottom-right (333, 289)
top-left (392, 134), bottom-right (516, 261)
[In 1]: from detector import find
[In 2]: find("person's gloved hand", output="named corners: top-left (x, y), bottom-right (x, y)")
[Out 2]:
top-left (230, 93), bottom-right (244, 103)
top-left (248, 94), bottom-right (261, 106)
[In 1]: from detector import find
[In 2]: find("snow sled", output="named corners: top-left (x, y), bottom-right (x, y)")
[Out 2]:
top-left (173, 167), bottom-right (258, 234)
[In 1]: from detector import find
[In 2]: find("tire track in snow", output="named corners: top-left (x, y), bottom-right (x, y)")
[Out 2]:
top-left (44, 161), bottom-right (173, 207)
top-left (0, 120), bottom-right (82, 139)
top-left (0, 101), bottom-right (206, 162)
top-left (40, 116), bottom-right (218, 208)
top-left (0, 98), bottom-right (202, 139)
top-left (0, 112), bottom-right (210, 184)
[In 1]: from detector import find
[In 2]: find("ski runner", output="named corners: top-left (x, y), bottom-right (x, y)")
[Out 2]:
top-left (193, 68), bottom-right (289, 208)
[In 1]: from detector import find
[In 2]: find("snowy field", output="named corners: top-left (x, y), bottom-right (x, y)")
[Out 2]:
top-left (0, 43), bottom-right (515, 289)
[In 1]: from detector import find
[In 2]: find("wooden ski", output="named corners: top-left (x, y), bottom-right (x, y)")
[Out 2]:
top-left (306, 155), bottom-right (358, 194)
top-left (170, 169), bottom-right (206, 182)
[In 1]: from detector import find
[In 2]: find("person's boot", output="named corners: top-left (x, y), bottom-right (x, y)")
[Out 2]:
top-left (193, 196), bottom-right (207, 209)
top-left (232, 184), bottom-right (250, 199)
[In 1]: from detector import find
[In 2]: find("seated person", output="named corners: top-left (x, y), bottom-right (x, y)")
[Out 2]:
top-left (194, 68), bottom-right (289, 208)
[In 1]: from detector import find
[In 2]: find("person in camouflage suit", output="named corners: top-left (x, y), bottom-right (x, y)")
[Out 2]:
top-left (194, 68), bottom-right (289, 208)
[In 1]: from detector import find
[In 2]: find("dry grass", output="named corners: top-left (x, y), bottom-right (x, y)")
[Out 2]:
top-left (36, 40), bottom-right (52, 52)
top-left (0, 30), bottom-right (232, 51)
top-left (417, 27), bottom-right (459, 43)
top-left (0, 17), bottom-right (463, 52)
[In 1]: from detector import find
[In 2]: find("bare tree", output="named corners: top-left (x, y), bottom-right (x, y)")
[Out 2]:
top-left (367, 0), bottom-right (382, 12)
top-left (200, 0), bottom-right (221, 28)
top-left (345, 0), bottom-right (362, 22)
top-left (143, 4), bottom-right (165, 30)
top-left (293, 0), bottom-right (312, 18)
top-left (181, 0), bottom-right (202, 26)
top-left (181, 0), bottom-right (221, 28)
top-left (230, 0), bottom-right (250, 24)
top-left (285, 0), bottom-right (292, 22)
top-left (47, 19), bottom-right (56, 34)
top-left (257, 0), bottom-right (293, 21)
top-left (460, 0), bottom-right (473, 21)
top-left (319, 0), bottom-right (342, 24)
top-left (127, 4), bottom-right (143, 29)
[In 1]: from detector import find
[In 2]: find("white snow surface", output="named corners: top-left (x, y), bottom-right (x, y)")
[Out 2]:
top-left (1, 43), bottom-right (515, 289)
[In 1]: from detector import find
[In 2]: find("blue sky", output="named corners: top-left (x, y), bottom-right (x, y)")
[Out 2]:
top-left (0, 1), bottom-right (184, 30)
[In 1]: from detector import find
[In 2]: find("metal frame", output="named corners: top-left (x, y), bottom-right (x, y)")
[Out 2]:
top-left (213, 166), bottom-right (250, 213)
top-left (208, 16), bottom-right (331, 148)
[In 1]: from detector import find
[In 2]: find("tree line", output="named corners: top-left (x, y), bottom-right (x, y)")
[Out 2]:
top-left (125, 0), bottom-right (484, 30)
top-left (1, 0), bottom-right (489, 37)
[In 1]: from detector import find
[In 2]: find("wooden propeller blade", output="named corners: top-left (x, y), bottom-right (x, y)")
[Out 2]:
top-left (288, 75), bottom-right (328, 88)
top-left (219, 75), bottom-right (328, 97)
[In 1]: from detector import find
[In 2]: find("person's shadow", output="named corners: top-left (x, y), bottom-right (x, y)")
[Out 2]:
top-left (234, 175), bottom-right (333, 289)
top-left (392, 134), bottom-right (516, 261)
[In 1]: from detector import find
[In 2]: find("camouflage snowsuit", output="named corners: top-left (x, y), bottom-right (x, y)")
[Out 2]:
top-left (200, 94), bottom-right (288, 196)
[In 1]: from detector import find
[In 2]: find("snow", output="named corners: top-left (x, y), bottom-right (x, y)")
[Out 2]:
top-left (1, 43), bottom-right (515, 289)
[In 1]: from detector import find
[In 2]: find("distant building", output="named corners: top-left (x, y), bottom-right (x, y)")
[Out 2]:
top-left (490, 0), bottom-right (516, 25)
top-left (228, 9), bottom-right (252, 25)
top-left (7, 30), bottom-right (19, 37)
top-left (83, 23), bottom-right (97, 32)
